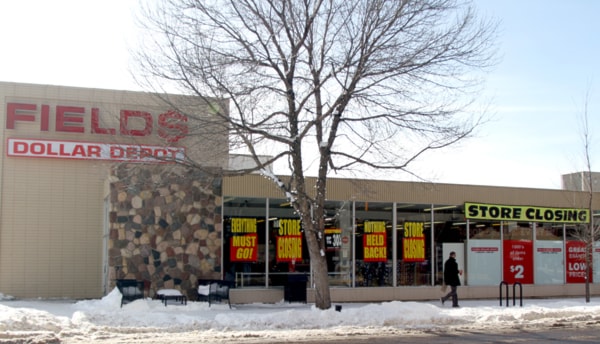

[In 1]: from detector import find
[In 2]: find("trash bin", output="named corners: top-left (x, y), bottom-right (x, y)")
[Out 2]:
top-left (284, 274), bottom-right (307, 303)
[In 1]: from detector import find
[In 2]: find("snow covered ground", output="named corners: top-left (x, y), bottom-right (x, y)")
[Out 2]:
top-left (1, 289), bottom-right (600, 343)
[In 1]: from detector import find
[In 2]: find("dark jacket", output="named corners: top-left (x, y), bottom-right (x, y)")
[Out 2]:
top-left (443, 256), bottom-right (461, 287)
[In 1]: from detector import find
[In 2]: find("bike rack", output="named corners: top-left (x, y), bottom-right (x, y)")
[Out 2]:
top-left (512, 282), bottom-right (523, 307)
top-left (499, 281), bottom-right (509, 307)
top-left (499, 281), bottom-right (523, 307)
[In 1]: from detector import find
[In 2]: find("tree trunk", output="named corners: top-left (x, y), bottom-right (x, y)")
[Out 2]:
top-left (585, 240), bottom-right (592, 303)
top-left (311, 252), bottom-right (331, 309)
top-left (303, 219), bottom-right (332, 310)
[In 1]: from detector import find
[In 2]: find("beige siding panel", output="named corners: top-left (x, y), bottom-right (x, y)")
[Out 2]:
top-left (224, 174), bottom-right (599, 209)
top-left (0, 158), bottom-right (108, 298)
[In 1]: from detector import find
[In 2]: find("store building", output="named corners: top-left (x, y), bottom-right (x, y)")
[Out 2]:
top-left (2, 81), bottom-right (600, 303)
top-left (0, 82), bottom-right (227, 299)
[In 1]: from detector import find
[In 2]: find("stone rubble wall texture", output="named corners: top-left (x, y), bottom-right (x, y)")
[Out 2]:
top-left (108, 165), bottom-right (222, 299)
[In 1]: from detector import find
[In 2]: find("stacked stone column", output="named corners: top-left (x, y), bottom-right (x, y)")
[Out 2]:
top-left (108, 165), bottom-right (222, 299)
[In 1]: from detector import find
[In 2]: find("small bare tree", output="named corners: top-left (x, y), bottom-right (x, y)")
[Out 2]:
top-left (576, 88), bottom-right (600, 303)
top-left (135, 0), bottom-right (497, 309)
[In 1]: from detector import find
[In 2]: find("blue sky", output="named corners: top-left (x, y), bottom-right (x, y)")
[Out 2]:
top-left (407, 0), bottom-right (600, 189)
top-left (0, 0), bottom-right (598, 190)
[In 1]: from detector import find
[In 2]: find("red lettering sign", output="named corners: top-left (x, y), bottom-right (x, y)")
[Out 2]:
top-left (6, 103), bottom-right (36, 129)
top-left (276, 235), bottom-right (303, 263)
top-left (159, 111), bottom-right (189, 143)
top-left (566, 241), bottom-right (591, 283)
top-left (471, 247), bottom-right (499, 253)
top-left (6, 102), bottom-right (188, 143)
top-left (363, 233), bottom-right (387, 262)
top-left (7, 138), bottom-right (185, 163)
top-left (230, 234), bottom-right (258, 262)
top-left (91, 107), bottom-right (116, 135)
top-left (502, 240), bottom-right (534, 284)
top-left (56, 106), bottom-right (85, 133)
top-left (120, 110), bottom-right (153, 137)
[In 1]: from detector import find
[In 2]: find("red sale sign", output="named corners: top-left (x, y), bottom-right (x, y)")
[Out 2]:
top-left (502, 240), bottom-right (534, 284)
top-left (566, 241), bottom-right (591, 283)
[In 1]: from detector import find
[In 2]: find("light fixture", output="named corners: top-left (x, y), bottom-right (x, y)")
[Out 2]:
top-left (423, 205), bottom-right (458, 211)
top-left (394, 204), bottom-right (415, 210)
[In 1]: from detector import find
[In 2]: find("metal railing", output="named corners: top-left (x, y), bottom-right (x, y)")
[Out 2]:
top-left (235, 271), bottom-right (356, 288)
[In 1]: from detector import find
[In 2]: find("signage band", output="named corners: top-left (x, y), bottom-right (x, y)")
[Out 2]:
top-left (465, 202), bottom-right (589, 224)
top-left (7, 138), bottom-right (185, 163)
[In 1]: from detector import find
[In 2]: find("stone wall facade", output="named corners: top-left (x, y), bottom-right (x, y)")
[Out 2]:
top-left (108, 165), bottom-right (222, 299)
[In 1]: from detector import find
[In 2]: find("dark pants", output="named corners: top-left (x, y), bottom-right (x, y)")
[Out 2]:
top-left (442, 286), bottom-right (458, 306)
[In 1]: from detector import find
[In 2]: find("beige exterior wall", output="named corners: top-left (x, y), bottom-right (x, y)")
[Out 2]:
top-left (223, 174), bottom-right (600, 209)
top-left (0, 82), bottom-right (226, 298)
top-left (1, 157), bottom-right (109, 298)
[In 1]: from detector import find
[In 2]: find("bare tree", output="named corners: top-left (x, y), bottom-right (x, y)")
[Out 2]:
top-left (576, 88), bottom-right (599, 303)
top-left (134, 0), bottom-right (498, 309)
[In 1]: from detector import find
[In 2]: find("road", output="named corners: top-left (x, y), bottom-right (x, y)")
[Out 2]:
top-left (280, 325), bottom-right (600, 344)
top-left (6, 308), bottom-right (600, 344)
top-left (42, 322), bottom-right (599, 344)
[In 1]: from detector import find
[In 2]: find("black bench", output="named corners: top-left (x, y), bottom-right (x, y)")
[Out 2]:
top-left (156, 289), bottom-right (187, 306)
top-left (116, 279), bottom-right (145, 307)
top-left (197, 279), bottom-right (235, 308)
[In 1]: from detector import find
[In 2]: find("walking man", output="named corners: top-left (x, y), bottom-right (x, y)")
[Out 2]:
top-left (441, 251), bottom-right (462, 308)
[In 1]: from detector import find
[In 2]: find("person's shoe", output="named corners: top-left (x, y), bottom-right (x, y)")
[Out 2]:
top-left (440, 297), bottom-right (445, 305)
top-left (452, 305), bottom-right (460, 308)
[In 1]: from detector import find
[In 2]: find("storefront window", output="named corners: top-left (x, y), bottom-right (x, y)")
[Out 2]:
top-left (354, 202), bottom-right (392, 287)
top-left (503, 222), bottom-right (533, 240)
top-left (222, 197), bottom-right (267, 287)
top-left (468, 222), bottom-right (501, 239)
top-left (535, 222), bottom-right (564, 284)
top-left (324, 200), bottom-right (353, 287)
top-left (467, 220), bottom-right (502, 286)
top-left (535, 222), bottom-right (563, 240)
top-left (222, 198), bottom-right (594, 290)
top-left (502, 221), bottom-right (534, 285)
top-left (432, 205), bottom-right (464, 286)
top-left (268, 199), bottom-right (307, 286)
top-left (566, 224), bottom-right (588, 241)
top-left (397, 204), bottom-right (434, 286)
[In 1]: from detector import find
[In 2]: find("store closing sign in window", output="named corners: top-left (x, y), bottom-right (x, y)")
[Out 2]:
top-left (403, 222), bottom-right (425, 262)
top-left (276, 219), bottom-right (302, 262)
top-left (363, 221), bottom-right (387, 262)
top-left (230, 218), bottom-right (258, 262)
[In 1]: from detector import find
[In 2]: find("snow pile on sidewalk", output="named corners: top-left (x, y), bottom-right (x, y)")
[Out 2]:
top-left (0, 289), bottom-right (599, 343)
